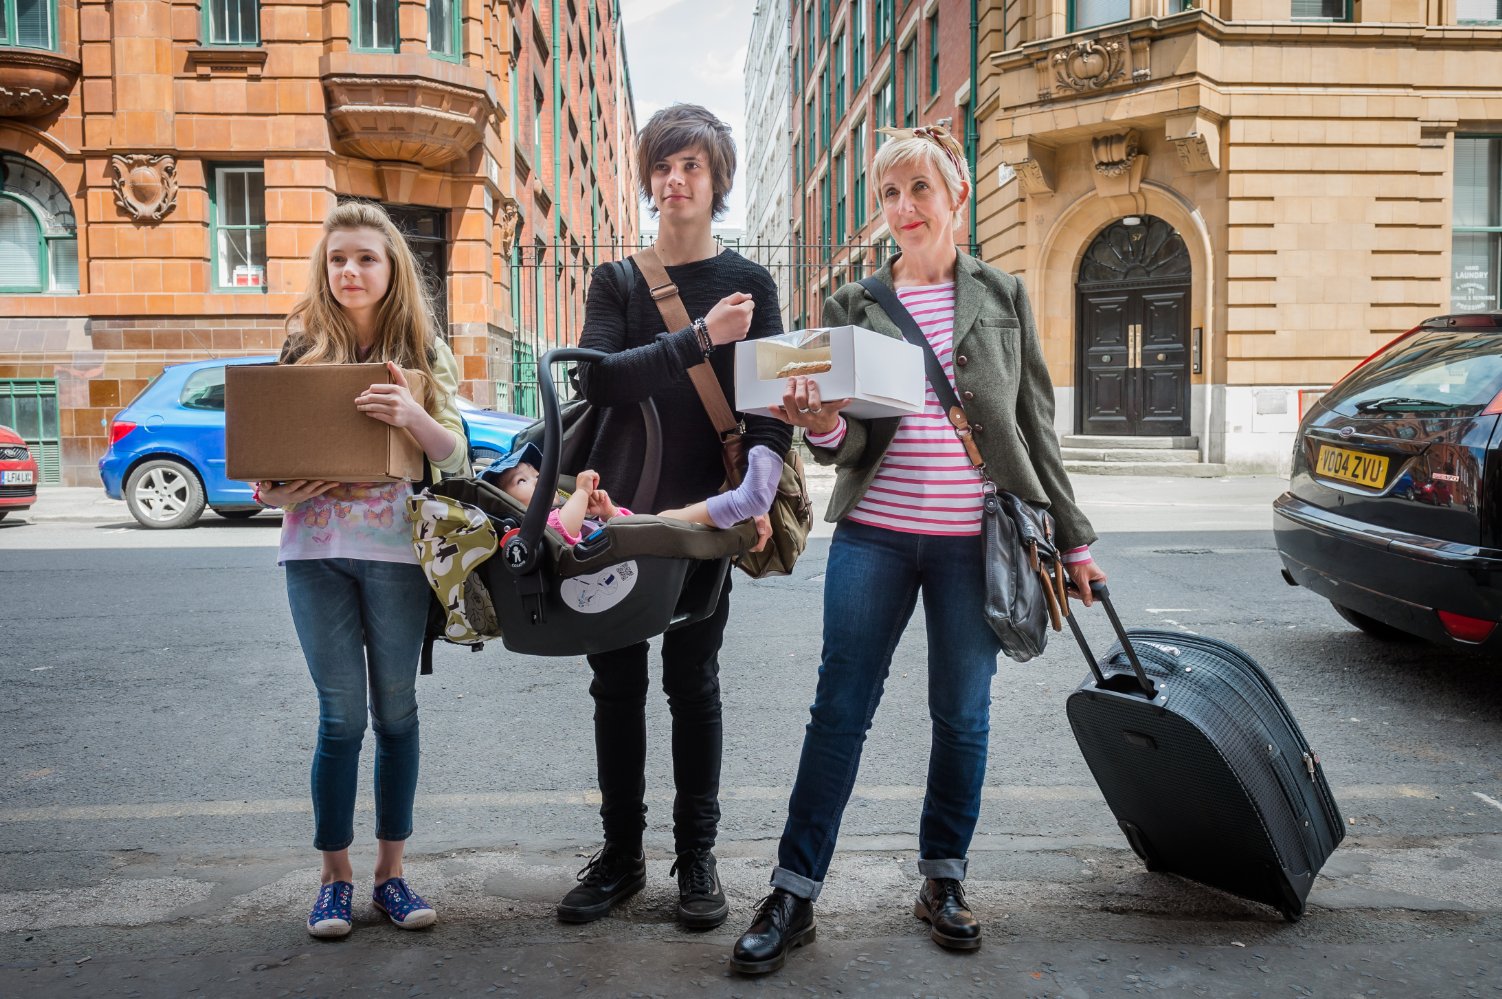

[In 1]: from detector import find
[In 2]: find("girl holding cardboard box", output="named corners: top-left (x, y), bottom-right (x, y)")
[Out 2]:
top-left (255, 201), bottom-right (469, 938)
top-left (730, 126), bottom-right (1108, 974)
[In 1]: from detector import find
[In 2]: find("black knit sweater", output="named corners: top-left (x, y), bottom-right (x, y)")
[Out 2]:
top-left (577, 249), bottom-right (793, 511)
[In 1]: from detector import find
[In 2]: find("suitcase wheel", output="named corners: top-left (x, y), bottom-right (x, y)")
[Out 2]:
top-left (1117, 821), bottom-right (1160, 872)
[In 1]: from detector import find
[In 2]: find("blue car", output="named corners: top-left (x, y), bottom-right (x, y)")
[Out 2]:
top-left (99, 355), bottom-right (531, 529)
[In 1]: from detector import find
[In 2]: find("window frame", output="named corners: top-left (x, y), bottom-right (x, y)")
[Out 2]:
top-left (427, 0), bottom-right (462, 62)
top-left (208, 163), bottom-right (269, 294)
top-left (851, 118), bottom-right (866, 228)
top-left (1067, 0), bottom-right (1132, 31)
top-left (851, 0), bottom-right (866, 90)
top-left (1451, 133), bottom-right (1502, 314)
top-left (1288, 0), bottom-right (1352, 21)
top-left (0, 194), bottom-right (46, 294)
top-left (928, 11), bottom-right (939, 97)
top-left (1, 0), bottom-right (57, 49)
top-left (834, 148), bottom-right (847, 245)
top-left (901, 40), bottom-right (917, 127)
top-left (832, 31), bottom-right (846, 123)
top-left (200, 0), bottom-right (259, 46)
top-left (1456, 0), bottom-right (1502, 22)
top-left (352, 0), bottom-right (400, 53)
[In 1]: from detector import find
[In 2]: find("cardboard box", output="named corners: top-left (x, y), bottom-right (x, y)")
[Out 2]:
top-left (225, 362), bottom-right (427, 482)
top-left (734, 325), bottom-right (926, 419)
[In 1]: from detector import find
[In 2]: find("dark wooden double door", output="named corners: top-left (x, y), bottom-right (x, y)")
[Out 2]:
top-left (1077, 284), bottom-right (1191, 437)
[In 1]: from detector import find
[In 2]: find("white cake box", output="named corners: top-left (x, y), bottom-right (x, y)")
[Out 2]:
top-left (734, 325), bottom-right (926, 420)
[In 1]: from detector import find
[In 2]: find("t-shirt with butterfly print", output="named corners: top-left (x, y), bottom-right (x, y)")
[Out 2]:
top-left (278, 481), bottom-right (418, 565)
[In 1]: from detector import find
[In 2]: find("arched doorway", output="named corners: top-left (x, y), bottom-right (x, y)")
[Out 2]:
top-left (1075, 215), bottom-right (1192, 436)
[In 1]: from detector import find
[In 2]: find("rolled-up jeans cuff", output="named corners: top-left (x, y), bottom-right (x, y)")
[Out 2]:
top-left (770, 866), bottom-right (821, 902)
top-left (917, 858), bottom-right (968, 880)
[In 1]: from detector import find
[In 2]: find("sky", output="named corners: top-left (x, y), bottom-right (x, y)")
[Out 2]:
top-left (617, 0), bottom-right (754, 230)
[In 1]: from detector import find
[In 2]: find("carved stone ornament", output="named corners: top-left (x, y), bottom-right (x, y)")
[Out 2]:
top-left (1165, 111), bottom-right (1221, 174)
top-left (0, 49), bottom-right (81, 119)
top-left (1054, 39), bottom-right (1127, 93)
top-left (1092, 130), bottom-right (1141, 178)
top-left (998, 137), bottom-right (1056, 197)
top-left (497, 195), bottom-right (522, 257)
top-left (109, 154), bottom-right (179, 221)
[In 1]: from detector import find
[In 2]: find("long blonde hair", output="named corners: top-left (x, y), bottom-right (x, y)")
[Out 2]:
top-left (284, 201), bottom-right (445, 415)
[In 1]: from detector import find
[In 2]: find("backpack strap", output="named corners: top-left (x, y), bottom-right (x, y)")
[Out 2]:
top-left (632, 245), bottom-right (744, 482)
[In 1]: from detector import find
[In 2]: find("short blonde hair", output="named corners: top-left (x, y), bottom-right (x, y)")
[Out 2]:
top-left (871, 132), bottom-right (971, 224)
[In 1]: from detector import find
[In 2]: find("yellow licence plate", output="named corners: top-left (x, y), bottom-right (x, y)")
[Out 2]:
top-left (1315, 444), bottom-right (1389, 489)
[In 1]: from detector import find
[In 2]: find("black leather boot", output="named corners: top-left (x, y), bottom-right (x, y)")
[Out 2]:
top-left (729, 888), bottom-right (816, 975)
top-left (555, 844), bottom-right (647, 923)
top-left (670, 848), bottom-right (729, 930)
top-left (913, 877), bottom-right (981, 950)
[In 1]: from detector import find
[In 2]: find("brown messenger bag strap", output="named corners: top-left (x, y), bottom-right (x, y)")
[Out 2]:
top-left (631, 246), bottom-right (745, 474)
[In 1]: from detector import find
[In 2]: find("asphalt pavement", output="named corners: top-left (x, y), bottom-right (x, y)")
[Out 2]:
top-left (2, 472), bottom-right (1499, 998)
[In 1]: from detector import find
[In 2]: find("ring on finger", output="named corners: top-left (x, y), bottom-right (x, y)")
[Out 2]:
top-left (809, 406), bottom-right (823, 414)
top-left (797, 407), bottom-right (811, 414)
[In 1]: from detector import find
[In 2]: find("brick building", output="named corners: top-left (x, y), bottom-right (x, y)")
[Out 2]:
top-left (976, 0), bottom-right (1502, 471)
top-left (0, 0), bottom-right (637, 486)
top-left (787, 0), bottom-right (977, 332)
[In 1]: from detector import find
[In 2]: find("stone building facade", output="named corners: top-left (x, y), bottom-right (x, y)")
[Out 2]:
top-left (0, 0), bottom-right (637, 485)
top-left (975, 0), bottom-right (1502, 471)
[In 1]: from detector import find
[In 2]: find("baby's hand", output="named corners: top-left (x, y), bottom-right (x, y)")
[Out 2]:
top-left (589, 489), bottom-right (620, 520)
top-left (574, 469), bottom-right (600, 493)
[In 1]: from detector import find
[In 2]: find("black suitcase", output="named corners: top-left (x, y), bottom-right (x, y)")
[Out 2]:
top-left (1063, 584), bottom-right (1344, 921)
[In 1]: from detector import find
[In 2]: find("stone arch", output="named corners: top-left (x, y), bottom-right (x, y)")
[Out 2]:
top-left (1034, 182), bottom-right (1216, 446)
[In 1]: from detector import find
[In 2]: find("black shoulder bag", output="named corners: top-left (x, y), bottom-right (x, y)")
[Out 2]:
top-left (859, 277), bottom-right (1067, 662)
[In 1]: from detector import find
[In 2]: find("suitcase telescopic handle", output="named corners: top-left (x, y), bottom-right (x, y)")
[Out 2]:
top-left (1065, 582), bottom-right (1156, 699)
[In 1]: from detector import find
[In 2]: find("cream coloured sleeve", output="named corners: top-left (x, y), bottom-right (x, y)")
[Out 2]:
top-left (428, 338), bottom-right (471, 476)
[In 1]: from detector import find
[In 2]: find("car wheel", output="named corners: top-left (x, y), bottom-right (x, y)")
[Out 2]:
top-left (471, 446), bottom-right (504, 476)
top-left (215, 508), bottom-right (260, 520)
top-left (125, 459), bottom-right (206, 529)
top-left (1331, 602), bottom-right (1420, 642)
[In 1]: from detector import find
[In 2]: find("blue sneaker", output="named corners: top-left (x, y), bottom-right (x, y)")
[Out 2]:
top-left (373, 876), bottom-right (437, 930)
top-left (307, 881), bottom-right (354, 938)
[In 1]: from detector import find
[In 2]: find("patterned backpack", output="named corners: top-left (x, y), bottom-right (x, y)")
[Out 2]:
top-left (408, 491), bottom-right (503, 672)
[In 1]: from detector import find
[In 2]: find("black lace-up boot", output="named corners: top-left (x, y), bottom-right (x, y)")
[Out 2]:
top-left (555, 843), bottom-right (647, 923)
top-left (729, 888), bottom-right (816, 975)
top-left (913, 877), bottom-right (981, 950)
top-left (670, 848), bottom-right (729, 929)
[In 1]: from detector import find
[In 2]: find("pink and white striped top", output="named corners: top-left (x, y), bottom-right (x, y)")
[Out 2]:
top-left (806, 282), bottom-right (985, 537)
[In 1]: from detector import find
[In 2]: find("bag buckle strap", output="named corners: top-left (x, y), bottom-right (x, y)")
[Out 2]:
top-left (947, 405), bottom-right (986, 471)
top-left (649, 281), bottom-right (679, 302)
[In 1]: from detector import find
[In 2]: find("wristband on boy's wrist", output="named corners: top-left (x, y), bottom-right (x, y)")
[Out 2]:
top-left (692, 317), bottom-right (713, 356)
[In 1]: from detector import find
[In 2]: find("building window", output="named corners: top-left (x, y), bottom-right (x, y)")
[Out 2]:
top-left (0, 379), bottom-right (59, 483)
top-left (804, 2), bottom-right (815, 73)
top-left (928, 12), bottom-right (940, 97)
top-left (820, 173), bottom-right (830, 246)
top-left (834, 150), bottom-right (847, 245)
top-left (851, 0), bottom-right (866, 90)
top-left (819, 0), bottom-right (829, 39)
top-left (1457, 0), bottom-right (1501, 21)
top-left (428, 0), bottom-right (460, 60)
top-left (875, 74), bottom-right (895, 142)
top-left (874, 0), bottom-right (893, 49)
top-left (1452, 136), bottom-right (1501, 313)
top-left (203, 0), bottom-right (258, 45)
top-left (819, 69), bottom-right (829, 148)
top-left (1290, 0), bottom-right (1348, 18)
top-left (353, 0), bottom-right (399, 51)
top-left (1, 0), bottom-right (55, 48)
top-left (0, 153), bottom-right (76, 293)
top-left (210, 165), bottom-right (267, 292)
top-left (1071, 0), bottom-right (1129, 30)
top-left (804, 98), bottom-right (814, 175)
top-left (851, 121), bottom-right (866, 227)
top-left (901, 42), bottom-right (917, 127)
top-left (832, 32), bottom-right (845, 122)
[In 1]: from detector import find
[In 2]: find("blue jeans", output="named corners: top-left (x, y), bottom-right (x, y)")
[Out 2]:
top-left (285, 558), bottom-right (430, 852)
top-left (771, 521), bottom-right (1002, 901)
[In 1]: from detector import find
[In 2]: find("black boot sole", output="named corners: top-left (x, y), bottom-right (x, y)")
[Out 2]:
top-left (555, 872), bottom-right (647, 924)
top-left (677, 896), bottom-right (730, 930)
top-left (728, 923), bottom-right (817, 975)
top-left (913, 900), bottom-right (982, 951)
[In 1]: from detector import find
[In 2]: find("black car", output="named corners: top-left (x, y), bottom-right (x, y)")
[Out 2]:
top-left (1274, 313), bottom-right (1502, 651)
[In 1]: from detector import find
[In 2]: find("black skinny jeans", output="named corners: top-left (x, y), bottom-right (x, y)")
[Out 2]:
top-left (584, 576), bottom-right (732, 856)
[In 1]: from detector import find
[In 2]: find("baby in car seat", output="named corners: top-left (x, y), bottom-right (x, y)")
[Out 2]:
top-left (489, 441), bottom-right (783, 545)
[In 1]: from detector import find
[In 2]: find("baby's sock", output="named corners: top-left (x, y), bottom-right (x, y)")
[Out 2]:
top-left (707, 445), bottom-right (783, 529)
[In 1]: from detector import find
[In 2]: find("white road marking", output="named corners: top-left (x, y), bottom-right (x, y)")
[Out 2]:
top-left (1473, 791), bottom-right (1502, 814)
top-left (0, 784), bottom-right (1443, 824)
top-left (1145, 608), bottom-right (1196, 613)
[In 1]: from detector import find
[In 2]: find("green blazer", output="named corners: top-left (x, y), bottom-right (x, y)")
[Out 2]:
top-left (809, 251), bottom-right (1097, 551)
